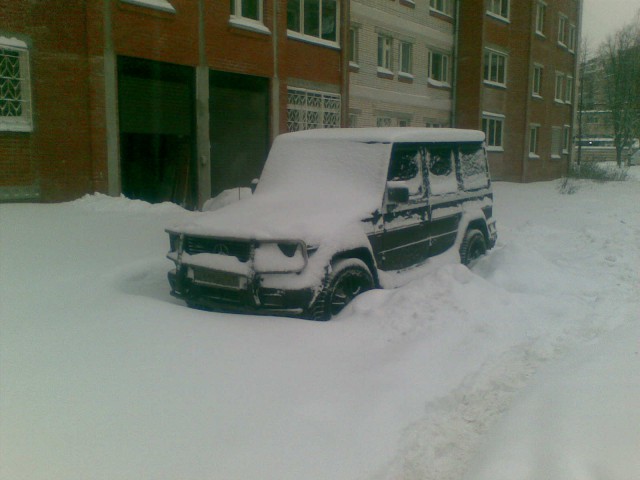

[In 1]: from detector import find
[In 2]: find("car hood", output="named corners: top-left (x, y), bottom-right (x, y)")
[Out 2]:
top-left (170, 191), bottom-right (382, 246)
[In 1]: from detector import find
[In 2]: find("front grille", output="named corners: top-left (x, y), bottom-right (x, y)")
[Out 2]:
top-left (193, 268), bottom-right (242, 289)
top-left (183, 236), bottom-right (252, 262)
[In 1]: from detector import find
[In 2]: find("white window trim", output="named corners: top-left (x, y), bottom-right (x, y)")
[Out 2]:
top-left (286, 0), bottom-right (340, 49)
top-left (429, 0), bottom-right (453, 17)
top-left (428, 50), bottom-right (451, 87)
top-left (377, 35), bottom-right (393, 71)
top-left (554, 72), bottom-right (564, 103)
top-left (535, 1), bottom-right (546, 37)
top-left (483, 48), bottom-right (508, 88)
top-left (482, 111), bottom-right (505, 152)
top-left (565, 75), bottom-right (574, 104)
top-left (121, 0), bottom-right (175, 13)
top-left (529, 124), bottom-right (540, 158)
top-left (568, 24), bottom-right (576, 52)
top-left (557, 14), bottom-right (568, 47)
top-left (0, 37), bottom-right (33, 132)
top-left (399, 41), bottom-right (413, 76)
top-left (229, 17), bottom-right (270, 35)
top-left (532, 63), bottom-right (543, 98)
top-left (486, 0), bottom-right (510, 22)
top-left (348, 27), bottom-right (359, 68)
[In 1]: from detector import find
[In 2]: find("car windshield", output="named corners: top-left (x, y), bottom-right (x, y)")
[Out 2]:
top-left (255, 136), bottom-right (392, 212)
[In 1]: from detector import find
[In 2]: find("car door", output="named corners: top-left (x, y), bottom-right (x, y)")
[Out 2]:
top-left (426, 143), bottom-right (463, 256)
top-left (378, 143), bottom-right (431, 271)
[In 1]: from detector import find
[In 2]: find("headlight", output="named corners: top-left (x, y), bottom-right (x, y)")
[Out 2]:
top-left (253, 241), bottom-right (308, 273)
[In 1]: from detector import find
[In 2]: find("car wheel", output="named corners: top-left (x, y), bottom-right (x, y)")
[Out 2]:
top-left (460, 228), bottom-right (487, 265)
top-left (311, 258), bottom-right (374, 321)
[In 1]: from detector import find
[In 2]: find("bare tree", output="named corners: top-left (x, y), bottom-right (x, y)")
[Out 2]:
top-left (598, 14), bottom-right (640, 166)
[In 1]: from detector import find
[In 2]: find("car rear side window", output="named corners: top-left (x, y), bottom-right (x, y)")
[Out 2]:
top-left (458, 142), bottom-right (489, 190)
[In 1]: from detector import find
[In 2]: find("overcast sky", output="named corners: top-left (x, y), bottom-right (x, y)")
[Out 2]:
top-left (581, 0), bottom-right (640, 49)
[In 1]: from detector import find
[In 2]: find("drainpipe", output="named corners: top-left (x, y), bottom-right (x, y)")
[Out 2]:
top-left (451, 0), bottom-right (460, 127)
top-left (196, 0), bottom-right (211, 207)
top-left (271, 1), bottom-right (280, 140)
top-left (103, 0), bottom-right (120, 196)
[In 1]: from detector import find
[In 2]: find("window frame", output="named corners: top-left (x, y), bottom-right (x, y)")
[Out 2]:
top-left (483, 48), bottom-right (508, 88)
top-left (348, 26), bottom-right (359, 67)
top-left (399, 41), bottom-right (413, 77)
top-left (535, 1), bottom-right (546, 37)
top-left (429, 0), bottom-right (453, 17)
top-left (551, 126), bottom-right (562, 159)
top-left (554, 71), bottom-right (564, 103)
top-left (377, 35), bottom-right (393, 74)
top-left (558, 14), bottom-right (568, 47)
top-left (482, 112), bottom-right (505, 151)
top-left (564, 75), bottom-right (573, 104)
top-left (568, 23), bottom-right (576, 52)
top-left (287, 0), bottom-right (340, 48)
top-left (487, 0), bottom-right (509, 22)
top-left (229, 0), bottom-right (270, 33)
top-left (428, 50), bottom-right (450, 86)
top-left (0, 38), bottom-right (33, 132)
top-left (529, 124), bottom-right (540, 158)
top-left (532, 64), bottom-right (543, 98)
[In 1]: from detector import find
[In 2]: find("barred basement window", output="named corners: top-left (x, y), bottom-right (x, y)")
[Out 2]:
top-left (287, 87), bottom-right (341, 132)
top-left (0, 38), bottom-right (32, 132)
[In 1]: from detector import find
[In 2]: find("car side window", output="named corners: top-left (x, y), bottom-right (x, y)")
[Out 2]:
top-left (459, 142), bottom-right (489, 190)
top-left (427, 145), bottom-right (458, 195)
top-left (388, 145), bottom-right (425, 199)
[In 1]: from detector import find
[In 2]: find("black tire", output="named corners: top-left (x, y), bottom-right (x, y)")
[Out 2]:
top-left (311, 258), bottom-right (374, 321)
top-left (459, 228), bottom-right (487, 265)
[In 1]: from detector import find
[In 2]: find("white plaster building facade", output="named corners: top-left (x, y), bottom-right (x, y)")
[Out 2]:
top-left (349, 0), bottom-right (455, 128)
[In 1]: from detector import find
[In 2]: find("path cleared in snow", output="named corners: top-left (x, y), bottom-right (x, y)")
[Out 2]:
top-left (1, 171), bottom-right (638, 480)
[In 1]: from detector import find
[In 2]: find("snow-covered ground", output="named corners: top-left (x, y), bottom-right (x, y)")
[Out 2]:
top-left (1, 169), bottom-right (639, 480)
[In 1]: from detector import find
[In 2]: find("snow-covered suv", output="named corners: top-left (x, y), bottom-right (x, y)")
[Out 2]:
top-left (166, 128), bottom-right (497, 320)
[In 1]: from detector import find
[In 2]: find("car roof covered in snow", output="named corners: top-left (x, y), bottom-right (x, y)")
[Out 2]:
top-left (279, 127), bottom-right (485, 144)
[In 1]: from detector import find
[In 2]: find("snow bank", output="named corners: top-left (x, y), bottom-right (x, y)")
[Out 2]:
top-left (1, 168), bottom-right (639, 480)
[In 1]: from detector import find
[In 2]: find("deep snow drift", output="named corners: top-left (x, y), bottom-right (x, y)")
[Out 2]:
top-left (1, 170), bottom-right (638, 480)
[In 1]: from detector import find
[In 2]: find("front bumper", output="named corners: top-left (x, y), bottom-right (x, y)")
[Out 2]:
top-left (168, 267), bottom-right (316, 317)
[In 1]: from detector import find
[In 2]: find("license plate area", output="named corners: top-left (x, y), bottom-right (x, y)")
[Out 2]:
top-left (192, 268), bottom-right (246, 290)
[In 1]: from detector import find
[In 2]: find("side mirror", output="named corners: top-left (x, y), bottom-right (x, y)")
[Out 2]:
top-left (387, 181), bottom-right (410, 205)
top-left (250, 178), bottom-right (259, 194)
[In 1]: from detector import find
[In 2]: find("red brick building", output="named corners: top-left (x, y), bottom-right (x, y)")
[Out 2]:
top-left (456, 0), bottom-right (580, 181)
top-left (0, 0), bottom-right (349, 207)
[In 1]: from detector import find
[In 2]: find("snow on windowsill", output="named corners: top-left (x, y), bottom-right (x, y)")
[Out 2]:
top-left (483, 80), bottom-right (507, 89)
top-left (532, 93), bottom-right (543, 100)
top-left (121, 0), bottom-right (175, 13)
top-left (398, 72), bottom-right (414, 81)
top-left (535, 31), bottom-right (546, 39)
top-left (529, 153), bottom-right (540, 160)
top-left (428, 78), bottom-right (450, 88)
top-left (551, 155), bottom-right (562, 160)
top-left (229, 16), bottom-right (271, 35)
top-left (0, 36), bottom-right (28, 49)
top-left (286, 30), bottom-right (340, 50)
top-left (486, 146), bottom-right (504, 153)
top-left (486, 11), bottom-right (510, 24)
top-left (377, 67), bottom-right (394, 77)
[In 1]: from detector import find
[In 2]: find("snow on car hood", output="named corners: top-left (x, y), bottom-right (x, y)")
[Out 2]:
top-left (172, 134), bottom-right (393, 245)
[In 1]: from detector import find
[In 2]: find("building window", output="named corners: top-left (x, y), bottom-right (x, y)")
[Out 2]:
top-left (378, 35), bottom-right (393, 72)
top-left (429, 51), bottom-right (450, 86)
top-left (349, 113), bottom-right (358, 128)
top-left (568, 24), bottom-right (576, 52)
top-left (487, 0), bottom-right (509, 21)
top-left (551, 126), bottom-right (562, 158)
top-left (349, 27), bottom-right (359, 66)
top-left (529, 125), bottom-right (540, 157)
top-left (287, 87), bottom-right (341, 131)
top-left (430, 0), bottom-right (453, 16)
top-left (535, 2), bottom-right (546, 36)
top-left (287, 0), bottom-right (339, 44)
top-left (399, 41), bottom-right (413, 76)
top-left (532, 64), bottom-right (543, 97)
top-left (558, 15), bottom-right (567, 46)
top-left (554, 72), bottom-right (564, 102)
top-left (483, 48), bottom-right (507, 87)
top-left (565, 76), bottom-right (573, 103)
top-left (426, 122), bottom-right (444, 128)
top-left (230, 0), bottom-right (262, 21)
top-left (482, 113), bottom-right (504, 150)
top-left (0, 39), bottom-right (32, 132)
top-left (376, 116), bottom-right (392, 127)
top-left (563, 125), bottom-right (571, 154)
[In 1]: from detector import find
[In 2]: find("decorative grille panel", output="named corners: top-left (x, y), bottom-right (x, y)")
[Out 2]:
top-left (0, 46), bottom-right (31, 131)
top-left (287, 87), bottom-right (341, 132)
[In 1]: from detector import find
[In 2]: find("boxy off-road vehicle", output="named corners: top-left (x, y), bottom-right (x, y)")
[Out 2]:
top-left (167, 128), bottom-right (497, 320)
